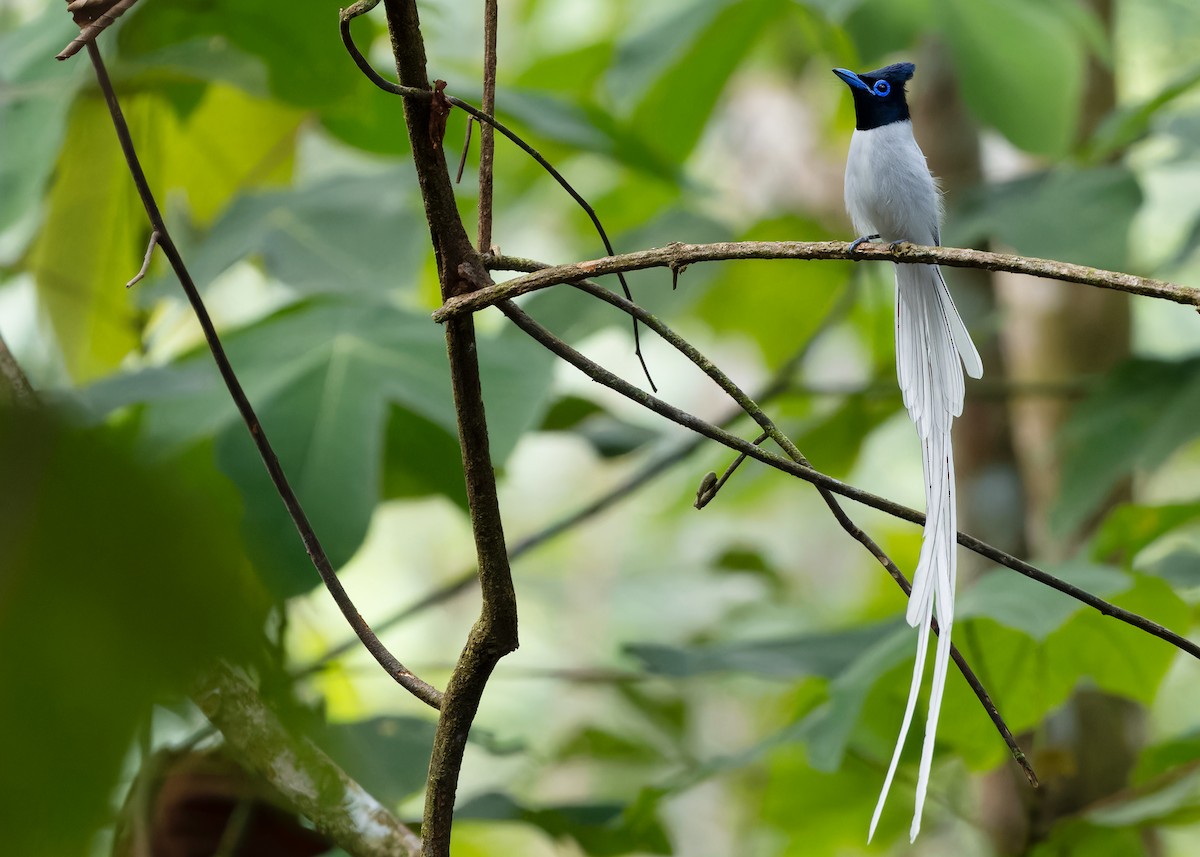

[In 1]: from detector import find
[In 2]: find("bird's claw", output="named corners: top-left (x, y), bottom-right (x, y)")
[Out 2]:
top-left (887, 240), bottom-right (907, 252)
top-left (848, 233), bottom-right (880, 253)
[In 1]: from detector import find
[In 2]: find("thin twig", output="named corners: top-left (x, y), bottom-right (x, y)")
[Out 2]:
top-left (695, 431), bottom-right (768, 509)
top-left (84, 40), bottom-right (442, 710)
top-left (194, 664), bottom-right (422, 857)
top-left (338, 2), bottom-right (659, 392)
top-left (478, 0), bottom-right (498, 253)
top-left (126, 229), bottom-right (159, 288)
top-left (434, 245), bottom-right (1200, 321)
top-left (455, 116), bottom-right (473, 184)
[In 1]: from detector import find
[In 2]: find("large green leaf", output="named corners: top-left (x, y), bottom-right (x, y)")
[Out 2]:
top-left (694, 216), bottom-right (854, 365)
top-left (318, 715), bottom-right (438, 808)
top-left (626, 619), bottom-right (901, 679)
top-left (949, 165), bottom-right (1142, 272)
top-left (80, 298), bottom-right (554, 597)
top-left (28, 93), bottom-right (145, 381)
top-left (0, 6), bottom-right (85, 240)
top-left (791, 564), bottom-right (1186, 775)
top-left (0, 409), bottom-right (266, 857)
top-left (793, 393), bottom-right (901, 477)
top-left (116, 0), bottom-right (407, 153)
top-left (489, 88), bottom-right (680, 179)
top-left (940, 570), bottom-right (1189, 768)
top-left (1084, 62), bottom-right (1200, 162)
top-left (955, 561), bottom-right (1129, 641)
top-left (938, 0), bottom-right (1085, 156)
top-left (1028, 821), bottom-right (1145, 857)
top-left (171, 168), bottom-right (426, 296)
top-left (1054, 358), bottom-right (1200, 536)
top-left (457, 792), bottom-right (671, 857)
top-left (1091, 502), bottom-right (1200, 565)
top-left (628, 0), bottom-right (788, 163)
top-left (843, 0), bottom-right (932, 65)
top-left (146, 82), bottom-right (301, 225)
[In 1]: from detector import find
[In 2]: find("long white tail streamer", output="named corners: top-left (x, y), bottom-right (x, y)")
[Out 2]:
top-left (869, 262), bottom-right (980, 842)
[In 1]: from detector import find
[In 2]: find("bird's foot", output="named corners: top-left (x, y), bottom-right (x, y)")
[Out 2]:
top-left (848, 233), bottom-right (880, 253)
top-left (887, 240), bottom-right (907, 252)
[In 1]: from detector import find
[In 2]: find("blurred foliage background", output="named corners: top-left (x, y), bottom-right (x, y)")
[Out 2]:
top-left (3, 0), bottom-right (1200, 854)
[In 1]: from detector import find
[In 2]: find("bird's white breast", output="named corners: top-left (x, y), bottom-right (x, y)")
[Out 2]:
top-left (844, 120), bottom-right (942, 245)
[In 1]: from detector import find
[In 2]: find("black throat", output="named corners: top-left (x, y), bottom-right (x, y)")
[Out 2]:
top-left (849, 88), bottom-right (910, 131)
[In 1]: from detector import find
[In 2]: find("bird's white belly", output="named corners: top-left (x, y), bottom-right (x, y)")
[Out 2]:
top-left (844, 120), bottom-right (941, 245)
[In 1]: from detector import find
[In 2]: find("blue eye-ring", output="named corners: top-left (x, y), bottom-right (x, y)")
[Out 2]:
top-left (872, 79), bottom-right (891, 97)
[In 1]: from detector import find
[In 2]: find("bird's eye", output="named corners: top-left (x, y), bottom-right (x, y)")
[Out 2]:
top-left (872, 79), bottom-right (891, 97)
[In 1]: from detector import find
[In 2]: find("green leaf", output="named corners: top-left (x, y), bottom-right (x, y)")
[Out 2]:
top-left (629, 0), bottom-right (788, 163)
top-left (0, 6), bottom-right (86, 239)
top-left (149, 82), bottom-right (301, 225)
top-left (1135, 731), bottom-right (1200, 784)
top-left (1085, 62), bottom-right (1200, 162)
top-left (788, 564), bottom-right (1186, 777)
top-left (554, 727), bottom-right (664, 765)
top-left (174, 168), bottom-right (426, 295)
top-left (319, 716), bottom-right (437, 806)
top-left (794, 393), bottom-right (901, 478)
top-left (626, 619), bottom-right (901, 680)
top-left (491, 88), bottom-right (679, 179)
top-left (1091, 502), bottom-right (1200, 564)
top-left (956, 562), bottom-right (1130, 641)
top-left (457, 792), bottom-right (671, 856)
top-left (81, 299), bottom-right (553, 598)
top-left (694, 215), bottom-right (854, 365)
top-left (1143, 548), bottom-right (1200, 588)
top-left (938, 0), bottom-right (1085, 156)
top-left (793, 623), bottom-right (915, 771)
top-left (1054, 358), bottom-right (1200, 536)
top-left (939, 570), bottom-right (1189, 769)
top-left (1086, 766), bottom-right (1200, 828)
top-left (381, 405), bottom-right (469, 510)
top-left (949, 165), bottom-right (1143, 272)
top-left (843, 0), bottom-right (933, 65)
top-left (1028, 821), bottom-right (1145, 857)
top-left (0, 408), bottom-right (266, 857)
top-left (538, 395), bottom-right (659, 457)
top-left (29, 93), bottom-right (145, 381)
top-left (116, 0), bottom-right (407, 153)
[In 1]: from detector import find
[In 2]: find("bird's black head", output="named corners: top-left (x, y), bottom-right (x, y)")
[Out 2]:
top-left (832, 62), bottom-right (915, 130)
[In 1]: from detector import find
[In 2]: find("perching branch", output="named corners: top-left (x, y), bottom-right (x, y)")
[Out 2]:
top-left (80, 39), bottom-right (442, 710)
top-left (193, 664), bottom-right (422, 857)
top-left (434, 243), bottom-right (1200, 322)
top-left (375, 3), bottom-right (518, 856)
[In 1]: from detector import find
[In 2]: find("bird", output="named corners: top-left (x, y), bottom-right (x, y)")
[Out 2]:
top-left (832, 61), bottom-right (983, 842)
